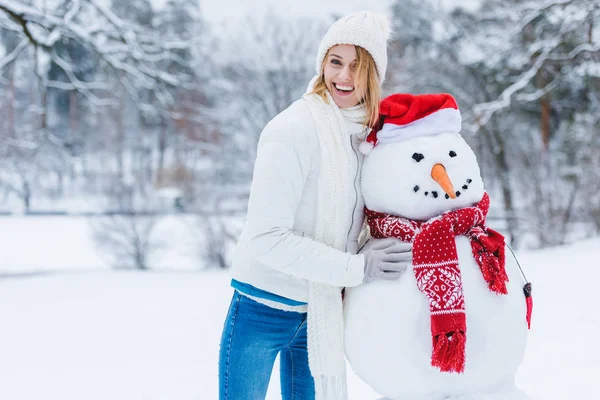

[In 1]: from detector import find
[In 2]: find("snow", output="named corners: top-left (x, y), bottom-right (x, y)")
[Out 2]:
top-left (0, 216), bottom-right (105, 274)
top-left (0, 215), bottom-right (206, 274)
top-left (0, 215), bottom-right (598, 399)
top-left (515, 239), bottom-right (600, 400)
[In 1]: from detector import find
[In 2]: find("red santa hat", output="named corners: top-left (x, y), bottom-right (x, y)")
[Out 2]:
top-left (359, 93), bottom-right (462, 155)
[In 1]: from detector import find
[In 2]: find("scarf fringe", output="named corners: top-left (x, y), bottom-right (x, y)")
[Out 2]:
top-left (473, 228), bottom-right (509, 294)
top-left (431, 331), bottom-right (466, 373)
top-left (314, 374), bottom-right (348, 400)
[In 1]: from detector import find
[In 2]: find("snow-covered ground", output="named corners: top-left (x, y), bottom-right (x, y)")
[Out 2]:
top-left (0, 215), bottom-right (223, 274)
top-left (0, 216), bottom-right (598, 399)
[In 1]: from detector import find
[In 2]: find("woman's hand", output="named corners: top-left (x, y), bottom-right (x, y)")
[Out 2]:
top-left (360, 238), bottom-right (412, 283)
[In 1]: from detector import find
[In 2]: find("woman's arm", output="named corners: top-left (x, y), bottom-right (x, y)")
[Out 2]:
top-left (242, 115), bottom-right (365, 288)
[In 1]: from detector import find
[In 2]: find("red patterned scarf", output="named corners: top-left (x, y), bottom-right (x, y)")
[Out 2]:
top-left (364, 192), bottom-right (508, 373)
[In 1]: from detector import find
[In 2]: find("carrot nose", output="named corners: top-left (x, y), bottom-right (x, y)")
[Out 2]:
top-left (431, 163), bottom-right (456, 199)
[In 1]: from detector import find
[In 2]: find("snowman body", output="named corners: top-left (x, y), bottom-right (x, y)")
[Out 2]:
top-left (344, 237), bottom-right (528, 400)
top-left (344, 130), bottom-right (530, 400)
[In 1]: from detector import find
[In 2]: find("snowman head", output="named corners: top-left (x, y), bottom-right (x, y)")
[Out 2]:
top-left (361, 93), bottom-right (485, 222)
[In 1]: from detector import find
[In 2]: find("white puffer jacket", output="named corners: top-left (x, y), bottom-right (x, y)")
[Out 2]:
top-left (230, 99), bottom-right (367, 303)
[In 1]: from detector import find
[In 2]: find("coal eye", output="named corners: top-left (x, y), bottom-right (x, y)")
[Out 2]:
top-left (412, 153), bottom-right (424, 162)
top-left (449, 151), bottom-right (457, 157)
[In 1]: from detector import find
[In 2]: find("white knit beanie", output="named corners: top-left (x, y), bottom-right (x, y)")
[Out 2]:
top-left (315, 10), bottom-right (392, 84)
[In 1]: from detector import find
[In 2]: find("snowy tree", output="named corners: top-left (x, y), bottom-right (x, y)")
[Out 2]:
top-left (0, 0), bottom-right (211, 213)
top-left (387, 0), bottom-right (600, 247)
top-left (163, 13), bottom-right (329, 266)
top-left (467, 0), bottom-right (600, 246)
top-left (388, 0), bottom-right (527, 245)
top-left (91, 214), bottom-right (163, 270)
top-left (195, 214), bottom-right (240, 269)
top-left (210, 13), bottom-right (326, 191)
top-left (0, 0), bottom-right (194, 113)
top-left (152, 0), bottom-right (213, 199)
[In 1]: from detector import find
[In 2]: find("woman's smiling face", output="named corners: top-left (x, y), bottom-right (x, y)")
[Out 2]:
top-left (323, 44), bottom-right (363, 108)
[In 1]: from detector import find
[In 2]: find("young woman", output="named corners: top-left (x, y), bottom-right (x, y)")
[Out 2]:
top-left (219, 11), bottom-right (412, 400)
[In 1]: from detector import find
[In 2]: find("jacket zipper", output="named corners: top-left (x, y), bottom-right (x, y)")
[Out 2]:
top-left (345, 129), bottom-right (364, 251)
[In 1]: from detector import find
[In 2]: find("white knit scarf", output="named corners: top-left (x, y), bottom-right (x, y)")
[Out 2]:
top-left (302, 88), bottom-right (366, 400)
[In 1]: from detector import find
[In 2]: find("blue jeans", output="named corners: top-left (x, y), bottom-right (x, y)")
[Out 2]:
top-left (219, 291), bottom-right (315, 400)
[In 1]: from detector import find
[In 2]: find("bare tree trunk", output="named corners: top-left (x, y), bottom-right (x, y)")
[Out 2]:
top-left (494, 145), bottom-right (519, 247)
top-left (559, 178), bottom-right (581, 240)
top-left (41, 90), bottom-right (48, 129)
top-left (483, 121), bottom-right (520, 247)
top-left (540, 96), bottom-right (551, 151)
top-left (35, 47), bottom-right (48, 131)
top-left (70, 90), bottom-right (77, 139)
top-left (117, 90), bottom-right (125, 183)
top-left (156, 121), bottom-right (167, 186)
top-left (8, 71), bottom-right (15, 138)
top-left (535, 60), bottom-right (552, 152)
top-left (62, 90), bottom-right (78, 196)
top-left (22, 178), bottom-right (31, 212)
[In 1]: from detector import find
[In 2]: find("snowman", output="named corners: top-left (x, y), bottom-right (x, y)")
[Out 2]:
top-left (344, 93), bottom-right (532, 400)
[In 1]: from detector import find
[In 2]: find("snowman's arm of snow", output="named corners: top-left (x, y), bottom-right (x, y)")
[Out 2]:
top-left (241, 119), bottom-right (365, 288)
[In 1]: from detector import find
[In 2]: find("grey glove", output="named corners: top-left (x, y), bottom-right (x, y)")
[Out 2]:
top-left (359, 237), bottom-right (412, 283)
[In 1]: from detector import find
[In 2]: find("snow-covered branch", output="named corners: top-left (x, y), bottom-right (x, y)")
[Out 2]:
top-left (470, 0), bottom-right (598, 129)
top-left (472, 45), bottom-right (555, 126)
top-left (0, 37), bottom-right (28, 70)
top-left (0, 0), bottom-right (196, 111)
top-left (546, 42), bottom-right (600, 62)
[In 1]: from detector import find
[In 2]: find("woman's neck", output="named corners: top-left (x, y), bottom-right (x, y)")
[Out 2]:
top-left (339, 102), bottom-right (366, 124)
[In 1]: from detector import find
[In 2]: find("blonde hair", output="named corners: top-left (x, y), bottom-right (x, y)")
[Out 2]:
top-left (309, 45), bottom-right (381, 128)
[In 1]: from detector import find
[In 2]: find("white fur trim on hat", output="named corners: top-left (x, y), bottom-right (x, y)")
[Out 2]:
top-left (377, 108), bottom-right (462, 145)
top-left (315, 11), bottom-right (392, 84)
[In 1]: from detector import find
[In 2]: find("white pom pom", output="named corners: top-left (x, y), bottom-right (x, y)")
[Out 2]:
top-left (359, 140), bottom-right (374, 155)
top-left (372, 12), bottom-right (392, 41)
